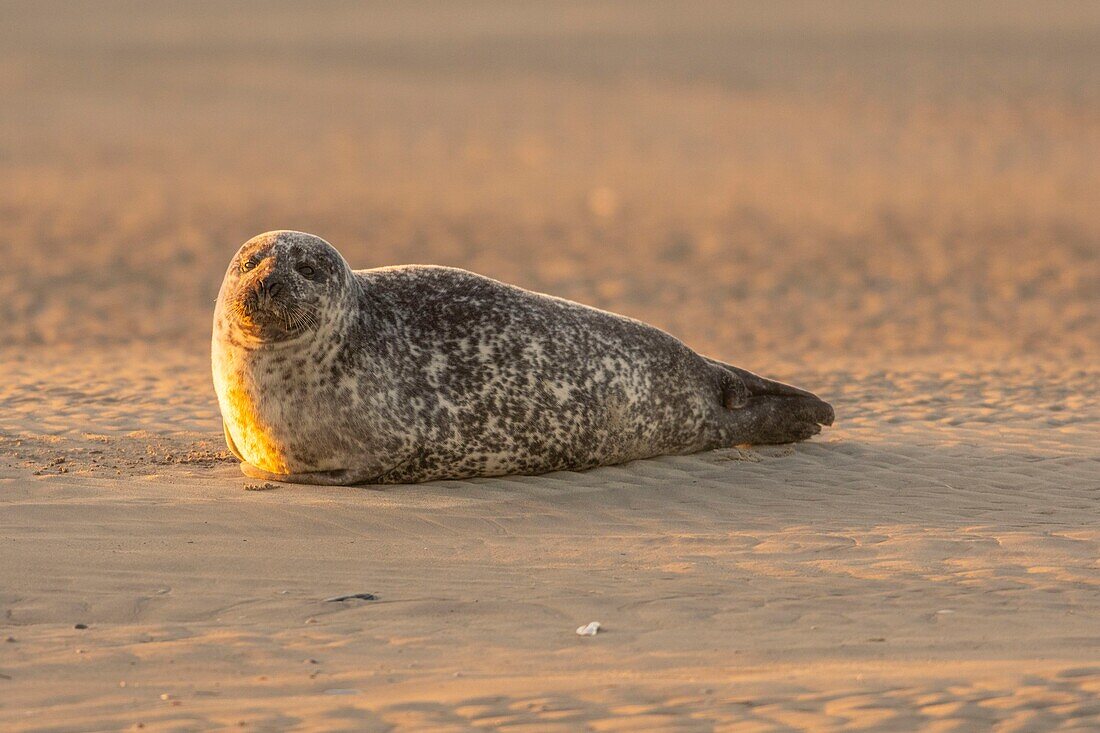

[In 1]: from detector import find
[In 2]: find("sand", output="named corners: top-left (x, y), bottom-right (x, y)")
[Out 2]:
top-left (2, 3), bottom-right (1099, 731)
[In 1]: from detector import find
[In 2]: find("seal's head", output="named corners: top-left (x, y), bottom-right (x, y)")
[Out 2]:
top-left (215, 230), bottom-right (356, 346)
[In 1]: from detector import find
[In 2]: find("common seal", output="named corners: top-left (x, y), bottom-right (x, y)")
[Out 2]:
top-left (212, 230), bottom-right (834, 485)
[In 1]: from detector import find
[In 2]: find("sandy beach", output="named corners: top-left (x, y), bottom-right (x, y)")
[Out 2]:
top-left (2, 3), bottom-right (1099, 730)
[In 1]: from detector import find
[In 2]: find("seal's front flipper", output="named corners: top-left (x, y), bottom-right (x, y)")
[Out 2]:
top-left (223, 420), bottom-right (245, 462)
top-left (708, 358), bottom-right (834, 445)
top-left (239, 462), bottom-right (378, 486)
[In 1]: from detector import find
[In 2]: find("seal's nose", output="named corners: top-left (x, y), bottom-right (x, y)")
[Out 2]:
top-left (266, 281), bottom-right (283, 299)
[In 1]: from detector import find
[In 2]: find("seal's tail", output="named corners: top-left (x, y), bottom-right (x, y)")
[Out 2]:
top-left (708, 358), bottom-right (835, 445)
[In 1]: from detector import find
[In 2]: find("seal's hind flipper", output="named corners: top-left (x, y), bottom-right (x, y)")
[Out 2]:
top-left (707, 358), bottom-right (834, 445)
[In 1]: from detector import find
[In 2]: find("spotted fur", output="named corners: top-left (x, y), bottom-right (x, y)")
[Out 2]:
top-left (212, 231), bottom-right (834, 485)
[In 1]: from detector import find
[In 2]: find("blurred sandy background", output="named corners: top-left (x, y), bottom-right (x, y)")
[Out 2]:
top-left (2, 2), bottom-right (1099, 731)
top-left (3, 0), bottom-right (1097, 357)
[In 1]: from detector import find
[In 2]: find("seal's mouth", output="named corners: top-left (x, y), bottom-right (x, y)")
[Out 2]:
top-left (231, 287), bottom-right (319, 343)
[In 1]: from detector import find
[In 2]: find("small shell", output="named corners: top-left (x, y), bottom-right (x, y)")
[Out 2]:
top-left (575, 621), bottom-right (600, 636)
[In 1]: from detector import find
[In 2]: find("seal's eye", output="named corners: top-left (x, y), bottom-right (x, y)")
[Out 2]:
top-left (297, 264), bottom-right (316, 279)
top-left (241, 258), bottom-right (257, 272)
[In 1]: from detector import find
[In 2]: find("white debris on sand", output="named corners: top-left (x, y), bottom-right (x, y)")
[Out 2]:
top-left (576, 622), bottom-right (600, 637)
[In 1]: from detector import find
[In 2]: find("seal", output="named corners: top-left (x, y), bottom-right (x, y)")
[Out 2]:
top-left (212, 230), bottom-right (834, 485)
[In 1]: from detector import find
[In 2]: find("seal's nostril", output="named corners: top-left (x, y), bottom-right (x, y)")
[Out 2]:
top-left (268, 282), bottom-right (282, 298)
